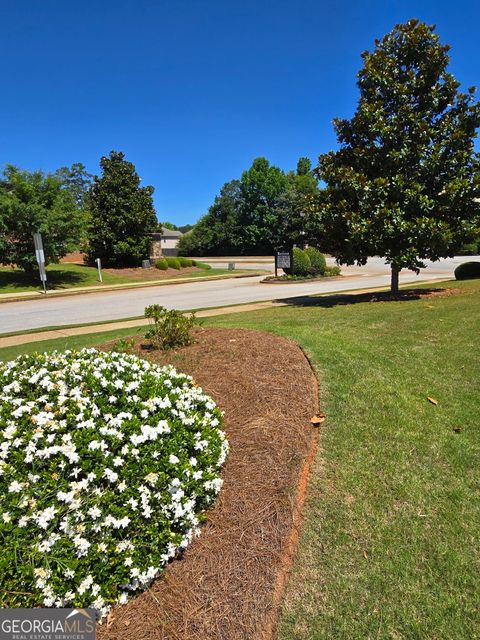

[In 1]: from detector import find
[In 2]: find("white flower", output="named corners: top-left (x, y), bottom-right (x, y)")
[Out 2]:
top-left (34, 507), bottom-right (57, 530)
top-left (73, 536), bottom-right (91, 557)
top-left (8, 480), bottom-right (22, 493)
top-left (88, 506), bottom-right (102, 520)
top-left (169, 454), bottom-right (180, 465)
top-left (103, 468), bottom-right (118, 483)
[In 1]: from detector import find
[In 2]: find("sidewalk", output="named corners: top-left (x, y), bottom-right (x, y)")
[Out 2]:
top-left (0, 271), bottom-right (266, 304)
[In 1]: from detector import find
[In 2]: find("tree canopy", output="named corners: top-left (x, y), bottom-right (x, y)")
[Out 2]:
top-left (86, 151), bottom-right (158, 267)
top-left (178, 157), bottom-right (318, 256)
top-left (316, 19), bottom-right (480, 292)
top-left (0, 165), bottom-right (84, 271)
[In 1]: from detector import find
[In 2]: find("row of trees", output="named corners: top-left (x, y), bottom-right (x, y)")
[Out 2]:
top-left (178, 156), bottom-right (318, 256)
top-left (180, 19), bottom-right (480, 292)
top-left (0, 152), bottom-right (159, 270)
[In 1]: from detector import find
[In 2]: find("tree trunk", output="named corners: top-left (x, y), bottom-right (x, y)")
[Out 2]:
top-left (391, 266), bottom-right (400, 295)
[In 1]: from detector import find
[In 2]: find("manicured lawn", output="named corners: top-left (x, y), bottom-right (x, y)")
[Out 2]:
top-left (0, 263), bottom-right (247, 293)
top-left (210, 280), bottom-right (480, 640)
top-left (1, 279), bottom-right (479, 638)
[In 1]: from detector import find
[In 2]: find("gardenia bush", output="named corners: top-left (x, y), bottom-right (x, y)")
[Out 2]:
top-left (0, 349), bottom-right (228, 618)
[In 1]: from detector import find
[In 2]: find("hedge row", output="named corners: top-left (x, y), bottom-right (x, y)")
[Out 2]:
top-left (155, 258), bottom-right (211, 271)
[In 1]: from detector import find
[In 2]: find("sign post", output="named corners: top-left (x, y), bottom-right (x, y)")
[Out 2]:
top-left (275, 249), bottom-right (293, 277)
top-left (33, 232), bottom-right (47, 294)
top-left (96, 258), bottom-right (103, 282)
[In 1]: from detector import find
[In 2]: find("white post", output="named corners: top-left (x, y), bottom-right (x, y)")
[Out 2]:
top-left (96, 258), bottom-right (103, 283)
top-left (33, 232), bottom-right (47, 294)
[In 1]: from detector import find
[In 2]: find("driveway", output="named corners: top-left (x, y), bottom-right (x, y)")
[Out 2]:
top-left (0, 256), bottom-right (474, 334)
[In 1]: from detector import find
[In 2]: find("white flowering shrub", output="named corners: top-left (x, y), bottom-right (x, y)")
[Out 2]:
top-left (0, 349), bottom-right (228, 618)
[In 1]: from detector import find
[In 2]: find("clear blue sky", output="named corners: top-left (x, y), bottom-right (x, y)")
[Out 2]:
top-left (1, 0), bottom-right (479, 225)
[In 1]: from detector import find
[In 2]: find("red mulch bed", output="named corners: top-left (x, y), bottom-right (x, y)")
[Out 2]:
top-left (98, 327), bottom-right (319, 640)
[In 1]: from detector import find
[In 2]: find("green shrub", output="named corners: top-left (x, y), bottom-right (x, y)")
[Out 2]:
top-left (454, 261), bottom-right (480, 280)
top-left (284, 247), bottom-right (311, 277)
top-left (179, 257), bottom-right (193, 267)
top-left (165, 257), bottom-right (181, 270)
top-left (144, 304), bottom-right (199, 350)
top-left (324, 265), bottom-right (341, 276)
top-left (193, 261), bottom-right (212, 270)
top-left (155, 258), bottom-right (168, 270)
top-left (457, 241), bottom-right (480, 256)
top-left (305, 247), bottom-right (327, 276)
top-left (112, 337), bottom-right (136, 352)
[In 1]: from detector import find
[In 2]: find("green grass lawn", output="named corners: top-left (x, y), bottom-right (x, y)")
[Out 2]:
top-left (0, 263), bottom-right (250, 293)
top-left (1, 279), bottom-right (479, 638)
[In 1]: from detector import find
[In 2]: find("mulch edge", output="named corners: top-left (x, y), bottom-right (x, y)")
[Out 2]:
top-left (262, 346), bottom-right (320, 640)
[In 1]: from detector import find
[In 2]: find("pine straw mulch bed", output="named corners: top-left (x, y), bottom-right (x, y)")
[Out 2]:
top-left (102, 266), bottom-right (202, 280)
top-left (98, 327), bottom-right (320, 640)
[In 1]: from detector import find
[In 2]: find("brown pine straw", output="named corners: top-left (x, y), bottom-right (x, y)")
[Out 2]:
top-left (98, 327), bottom-right (320, 640)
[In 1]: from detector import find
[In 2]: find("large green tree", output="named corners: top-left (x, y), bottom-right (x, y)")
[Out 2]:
top-left (0, 165), bottom-right (83, 271)
top-left (317, 19), bottom-right (480, 293)
top-left (178, 157), bottom-right (317, 255)
top-left (87, 151), bottom-right (158, 267)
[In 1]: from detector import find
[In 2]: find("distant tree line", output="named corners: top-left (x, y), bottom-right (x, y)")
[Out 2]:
top-left (0, 152), bottom-right (158, 270)
top-left (178, 156), bottom-right (318, 256)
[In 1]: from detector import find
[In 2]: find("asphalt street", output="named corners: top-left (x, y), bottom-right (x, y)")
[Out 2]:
top-left (0, 256), bottom-right (475, 334)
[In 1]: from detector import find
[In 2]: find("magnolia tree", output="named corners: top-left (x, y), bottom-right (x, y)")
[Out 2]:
top-left (87, 151), bottom-right (158, 267)
top-left (317, 20), bottom-right (480, 293)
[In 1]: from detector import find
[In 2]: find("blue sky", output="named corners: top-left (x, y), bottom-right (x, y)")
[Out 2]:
top-left (1, 0), bottom-right (479, 225)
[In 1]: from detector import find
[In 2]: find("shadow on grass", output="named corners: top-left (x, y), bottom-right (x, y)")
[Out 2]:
top-left (0, 269), bottom-right (89, 290)
top-left (276, 288), bottom-right (446, 308)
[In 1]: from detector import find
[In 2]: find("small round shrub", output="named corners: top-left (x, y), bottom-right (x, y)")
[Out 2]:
top-left (457, 241), bottom-right (480, 256)
top-left (454, 261), bottom-right (480, 280)
top-left (166, 257), bottom-right (181, 270)
top-left (284, 247), bottom-right (311, 277)
top-left (178, 257), bottom-right (193, 268)
top-left (0, 349), bottom-right (228, 617)
top-left (155, 258), bottom-right (168, 270)
top-left (304, 247), bottom-right (327, 276)
top-left (194, 261), bottom-right (212, 270)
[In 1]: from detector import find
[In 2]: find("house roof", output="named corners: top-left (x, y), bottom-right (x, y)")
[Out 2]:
top-left (160, 226), bottom-right (183, 237)
top-left (151, 227), bottom-right (183, 240)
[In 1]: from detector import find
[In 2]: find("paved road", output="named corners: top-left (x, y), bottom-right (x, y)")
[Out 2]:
top-left (0, 257), bottom-right (475, 334)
